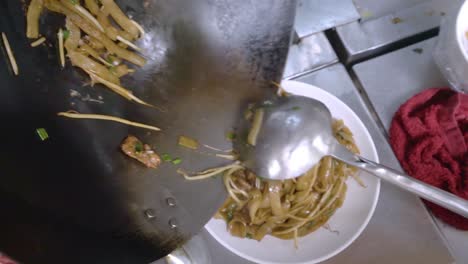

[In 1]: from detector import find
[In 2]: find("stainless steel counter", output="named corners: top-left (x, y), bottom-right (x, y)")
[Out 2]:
top-left (353, 38), bottom-right (446, 129)
top-left (294, 0), bottom-right (359, 38)
top-left (353, 37), bottom-right (468, 264)
top-left (283, 32), bottom-right (337, 79)
top-left (353, 0), bottom-right (427, 19)
top-left (199, 63), bottom-right (454, 264)
top-left (335, 0), bottom-right (461, 64)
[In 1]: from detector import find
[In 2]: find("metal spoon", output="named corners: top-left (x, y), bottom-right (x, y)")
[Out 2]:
top-left (236, 95), bottom-right (468, 218)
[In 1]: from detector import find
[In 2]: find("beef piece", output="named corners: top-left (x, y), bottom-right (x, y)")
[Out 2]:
top-left (121, 135), bottom-right (161, 168)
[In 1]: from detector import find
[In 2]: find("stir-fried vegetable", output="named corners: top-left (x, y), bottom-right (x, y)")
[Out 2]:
top-left (36, 128), bottom-right (49, 141)
top-left (58, 29), bottom-right (66, 67)
top-left (26, 0), bottom-right (155, 113)
top-left (226, 132), bottom-right (236, 141)
top-left (50, 1), bottom-right (145, 66)
top-left (30, 37), bottom-right (46, 47)
top-left (116, 35), bottom-right (141, 51)
top-left (73, 3), bottom-right (105, 32)
top-left (177, 161), bottom-right (243, 181)
top-left (84, 0), bottom-right (100, 15)
top-left (247, 109), bottom-right (264, 146)
top-left (172, 158), bottom-right (182, 165)
top-left (178, 136), bottom-right (199, 150)
top-left (84, 71), bottom-right (155, 107)
top-left (215, 153), bottom-right (239, 160)
top-left (100, 0), bottom-right (139, 39)
top-left (1, 32), bottom-right (18, 76)
top-left (161, 153), bottom-right (173, 162)
top-left (130, 20), bottom-right (146, 38)
top-left (77, 44), bottom-right (113, 66)
top-left (62, 29), bottom-right (70, 40)
top-left (272, 81), bottom-right (288, 97)
top-left (68, 51), bottom-right (120, 84)
top-left (64, 18), bottom-right (80, 50)
top-left (26, 0), bottom-right (44, 39)
top-left (57, 111), bottom-right (161, 131)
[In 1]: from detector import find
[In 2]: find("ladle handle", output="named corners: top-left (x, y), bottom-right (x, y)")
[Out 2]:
top-left (337, 154), bottom-right (468, 218)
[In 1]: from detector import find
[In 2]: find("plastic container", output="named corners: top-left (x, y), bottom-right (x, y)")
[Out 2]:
top-left (433, 0), bottom-right (468, 93)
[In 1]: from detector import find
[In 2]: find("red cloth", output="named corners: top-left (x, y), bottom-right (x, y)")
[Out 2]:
top-left (0, 254), bottom-right (17, 264)
top-left (389, 88), bottom-right (468, 229)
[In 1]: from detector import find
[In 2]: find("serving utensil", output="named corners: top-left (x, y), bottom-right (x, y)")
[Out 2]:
top-left (237, 95), bottom-right (468, 218)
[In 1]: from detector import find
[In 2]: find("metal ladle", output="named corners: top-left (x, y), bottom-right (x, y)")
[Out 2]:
top-left (236, 95), bottom-right (468, 218)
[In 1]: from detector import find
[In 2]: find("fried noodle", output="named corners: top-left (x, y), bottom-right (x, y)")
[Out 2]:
top-left (181, 120), bottom-right (363, 247)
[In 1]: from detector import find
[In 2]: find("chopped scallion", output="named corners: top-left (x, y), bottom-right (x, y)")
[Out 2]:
top-left (226, 203), bottom-right (236, 222)
top-left (226, 211), bottom-right (233, 222)
top-left (36, 128), bottom-right (49, 141)
top-left (172, 158), bottom-right (182, 165)
top-left (161, 153), bottom-right (172, 162)
top-left (307, 221), bottom-right (316, 228)
top-left (106, 55), bottom-right (115, 64)
top-left (134, 141), bottom-right (143, 152)
top-left (62, 30), bottom-right (70, 40)
top-left (226, 132), bottom-right (236, 140)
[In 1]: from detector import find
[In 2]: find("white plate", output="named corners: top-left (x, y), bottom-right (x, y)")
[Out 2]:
top-left (205, 81), bottom-right (380, 264)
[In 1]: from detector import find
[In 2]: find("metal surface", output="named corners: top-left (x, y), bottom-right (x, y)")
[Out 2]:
top-left (353, 0), bottom-right (427, 20)
top-left (236, 96), bottom-right (335, 180)
top-left (343, 153), bottom-right (468, 218)
top-left (294, 0), bottom-right (359, 38)
top-left (160, 232), bottom-right (211, 264)
top-left (353, 38), bottom-right (446, 129)
top-left (353, 36), bottom-right (467, 264)
top-left (283, 32), bottom-right (338, 79)
top-left (336, 0), bottom-right (461, 64)
top-left (0, 0), bottom-right (296, 263)
top-left (202, 64), bottom-right (454, 264)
